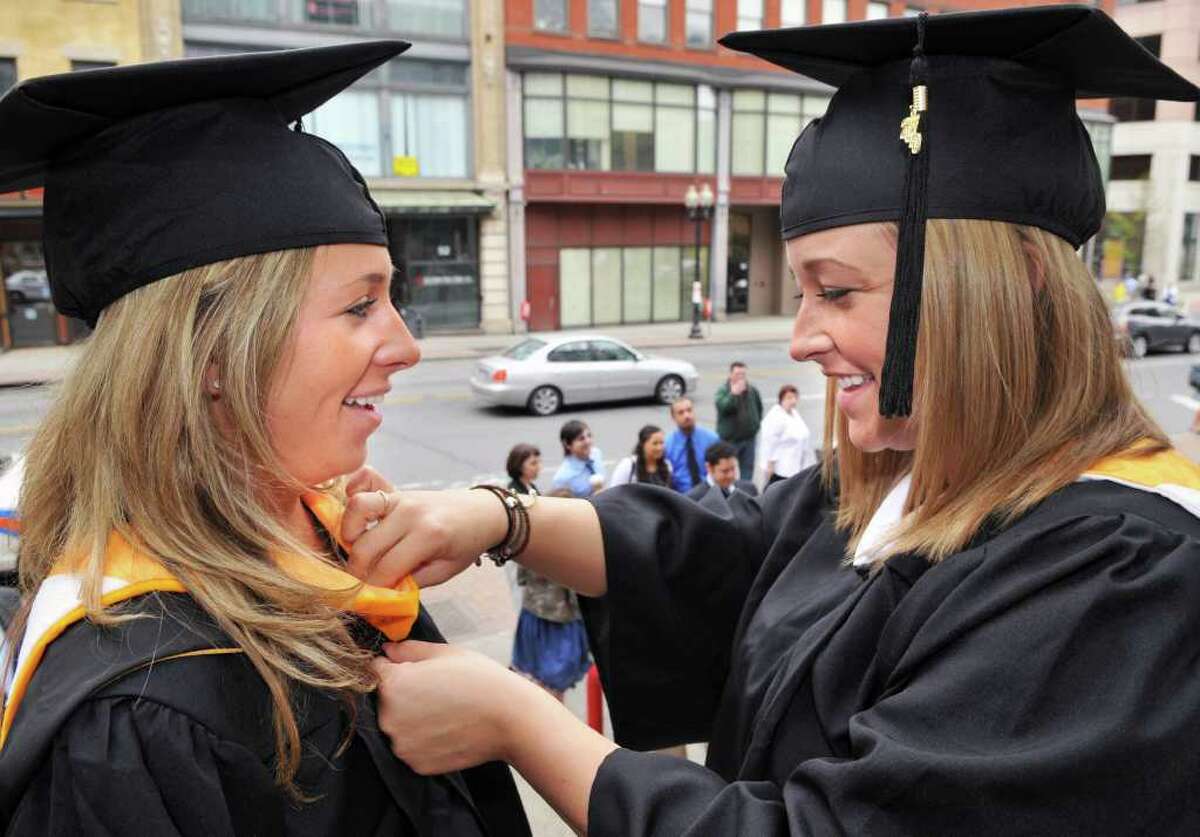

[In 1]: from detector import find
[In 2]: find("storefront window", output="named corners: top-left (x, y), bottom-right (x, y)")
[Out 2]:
top-left (306, 58), bottom-right (470, 179)
top-left (623, 248), bottom-right (653, 322)
top-left (310, 89), bottom-right (383, 176)
top-left (385, 0), bottom-right (466, 38)
top-left (589, 0), bottom-right (619, 37)
top-left (732, 88), bottom-right (829, 177)
top-left (638, 0), bottom-right (667, 43)
top-left (557, 246), bottom-right (711, 327)
top-left (737, 0), bottom-right (762, 30)
top-left (536, 0), bottom-right (568, 31)
top-left (391, 94), bottom-right (468, 178)
top-left (686, 0), bottom-right (712, 46)
top-left (525, 73), bottom-right (716, 175)
top-left (390, 217), bottom-right (479, 329)
top-left (182, 0), bottom-right (279, 21)
top-left (780, 0), bottom-right (805, 26)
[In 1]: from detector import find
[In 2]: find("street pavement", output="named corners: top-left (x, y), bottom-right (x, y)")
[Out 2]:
top-left (2, 334), bottom-right (1200, 834)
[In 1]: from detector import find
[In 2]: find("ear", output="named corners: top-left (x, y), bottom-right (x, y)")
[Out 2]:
top-left (204, 362), bottom-right (222, 399)
top-left (1021, 236), bottom-right (1046, 294)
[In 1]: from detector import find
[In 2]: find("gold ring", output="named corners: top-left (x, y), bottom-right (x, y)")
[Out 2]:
top-left (375, 489), bottom-right (390, 515)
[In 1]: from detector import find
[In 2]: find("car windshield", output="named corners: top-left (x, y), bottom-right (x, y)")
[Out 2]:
top-left (502, 338), bottom-right (547, 360)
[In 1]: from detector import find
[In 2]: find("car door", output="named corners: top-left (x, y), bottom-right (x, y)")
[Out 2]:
top-left (586, 340), bottom-right (645, 401)
top-left (1161, 304), bottom-right (1190, 347)
top-left (545, 341), bottom-right (600, 403)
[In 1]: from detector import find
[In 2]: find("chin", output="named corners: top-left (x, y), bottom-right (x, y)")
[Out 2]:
top-left (847, 419), bottom-right (917, 453)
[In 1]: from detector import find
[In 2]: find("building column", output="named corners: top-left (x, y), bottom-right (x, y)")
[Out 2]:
top-left (506, 68), bottom-right (528, 333)
top-left (710, 88), bottom-right (733, 320)
top-left (471, 0), bottom-right (512, 333)
top-left (139, 0), bottom-right (183, 60)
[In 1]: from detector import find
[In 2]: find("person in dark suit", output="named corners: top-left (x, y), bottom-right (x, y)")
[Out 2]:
top-left (687, 441), bottom-right (759, 501)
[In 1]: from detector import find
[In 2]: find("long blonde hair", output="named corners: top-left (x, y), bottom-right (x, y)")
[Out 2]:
top-left (12, 248), bottom-right (375, 790)
top-left (824, 219), bottom-right (1167, 562)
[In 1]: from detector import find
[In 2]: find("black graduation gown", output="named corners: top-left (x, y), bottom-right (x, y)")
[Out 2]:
top-left (580, 467), bottom-right (1200, 835)
top-left (0, 593), bottom-right (531, 837)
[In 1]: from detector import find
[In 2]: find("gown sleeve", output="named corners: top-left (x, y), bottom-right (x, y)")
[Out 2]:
top-left (8, 696), bottom-right (284, 836)
top-left (580, 480), bottom-right (776, 749)
top-left (586, 509), bottom-right (1200, 836)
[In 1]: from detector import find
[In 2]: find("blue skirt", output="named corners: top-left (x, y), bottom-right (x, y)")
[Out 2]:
top-left (511, 609), bottom-right (592, 692)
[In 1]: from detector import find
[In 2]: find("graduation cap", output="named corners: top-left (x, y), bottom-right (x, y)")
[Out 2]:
top-left (0, 41), bottom-right (410, 326)
top-left (721, 5), bottom-right (1199, 417)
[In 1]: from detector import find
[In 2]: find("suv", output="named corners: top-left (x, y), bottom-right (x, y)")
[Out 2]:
top-left (1113, 302), bottom-right (1200, 358)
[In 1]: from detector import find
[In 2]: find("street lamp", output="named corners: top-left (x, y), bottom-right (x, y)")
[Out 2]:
top-left (684, 182), bottom-right (715, 339)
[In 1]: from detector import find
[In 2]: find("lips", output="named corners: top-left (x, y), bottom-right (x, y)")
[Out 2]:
top-left (834, 374), bottom-right (874, 391)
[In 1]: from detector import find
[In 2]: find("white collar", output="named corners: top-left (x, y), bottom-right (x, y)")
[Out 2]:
top-left (853, 473), bottom-right (911, 567)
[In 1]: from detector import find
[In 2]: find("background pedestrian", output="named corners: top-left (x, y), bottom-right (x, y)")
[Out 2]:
top-left (663, 397), bottom-right (719, 493)
top-left (506, 443), bottom-right (541, 496)
top-left (686, 440), bottom-right (759, 500)
top-left (551, 420), bottom-right (605, 498)
top-left (510, 488), bottom-right (591, 702)
top-left (608, 424), bottom-right (673, 488)
top-left (715, 361), bottom-right (764, 480)
top-left (758, 384), bottom-right (817, 486)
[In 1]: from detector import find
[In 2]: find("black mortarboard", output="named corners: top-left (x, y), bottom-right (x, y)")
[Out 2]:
top-left (0, 41), bottom-right (410, 326)
top-left (721, 6), bottom-right (1199, 417)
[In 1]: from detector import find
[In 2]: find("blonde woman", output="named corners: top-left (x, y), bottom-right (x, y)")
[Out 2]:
top-left (344, 9), bottom-right (1200, 836)
top-left (0, 47), bottom-right (529, 835)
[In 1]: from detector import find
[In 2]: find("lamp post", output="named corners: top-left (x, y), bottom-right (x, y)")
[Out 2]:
top-left (684, 182), bottom-right (715, 339)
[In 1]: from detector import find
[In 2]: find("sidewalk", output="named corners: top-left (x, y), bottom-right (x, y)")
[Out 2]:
top-left (0, 315), bottom-right (795, 387)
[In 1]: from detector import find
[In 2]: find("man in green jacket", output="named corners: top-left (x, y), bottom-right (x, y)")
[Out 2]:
top-left (714, 361), bottom-right (763, 482)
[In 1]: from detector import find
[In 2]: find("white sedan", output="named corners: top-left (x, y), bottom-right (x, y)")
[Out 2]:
top-left (470, 335), bottom-right (700, 416)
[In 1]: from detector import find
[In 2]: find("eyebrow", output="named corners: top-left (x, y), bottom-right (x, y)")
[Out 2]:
top-left (799, 257), bottom-right (865, 275)
top-left (343, 270), bottom-right (391, 289)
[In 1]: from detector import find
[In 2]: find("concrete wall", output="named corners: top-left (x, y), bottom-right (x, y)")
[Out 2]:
top-left (0, 0), bottom-right (181, 79)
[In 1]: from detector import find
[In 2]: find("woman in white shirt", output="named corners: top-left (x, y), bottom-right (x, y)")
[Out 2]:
top-left (608, 425), bottom-right (673, 489)
top-left (759, 384), bottom-right (816, 485)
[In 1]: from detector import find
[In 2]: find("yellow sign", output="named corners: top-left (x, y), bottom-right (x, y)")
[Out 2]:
top-left (392, 156), bottom-right (419, 177)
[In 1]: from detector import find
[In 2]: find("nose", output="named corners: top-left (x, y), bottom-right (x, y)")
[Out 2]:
top-left (377, 302), bottom-right (422, 372)
top-left (789, 298), bottom-right (834, 363)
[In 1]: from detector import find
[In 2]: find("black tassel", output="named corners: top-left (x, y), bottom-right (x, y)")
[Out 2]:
top-left (878, 12), bottom-right (930, 419)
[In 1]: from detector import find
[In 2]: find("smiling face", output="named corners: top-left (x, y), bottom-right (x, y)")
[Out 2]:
top-left (787, 223), bottom-right (918, 453)
top-left (643, 431), bottom-right (665, 463)
top-left (568, 427), bottom-right (594, 460)
top-left (265, 243), bottom-right (419, 486)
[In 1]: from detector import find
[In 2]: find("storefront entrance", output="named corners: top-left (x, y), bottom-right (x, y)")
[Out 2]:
top-left (387, 215), bottom-right (480, 332)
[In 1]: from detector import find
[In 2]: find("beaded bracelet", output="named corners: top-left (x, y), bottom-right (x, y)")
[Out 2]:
top-left (470, 485), bottom-right (535, 566)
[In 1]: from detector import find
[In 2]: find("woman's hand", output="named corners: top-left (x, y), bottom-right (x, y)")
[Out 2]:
top-left (344, 465), bottom-right (396, 496)
top-left (340, 489), bottom-right (508, 588)
top-left (371, 641), bottom-right (543, 774)
top-left (373, 640), bottom-right (616, 831)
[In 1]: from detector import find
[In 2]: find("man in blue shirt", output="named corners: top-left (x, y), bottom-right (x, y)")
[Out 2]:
top-left (663, 397), bottom-right (719, 493)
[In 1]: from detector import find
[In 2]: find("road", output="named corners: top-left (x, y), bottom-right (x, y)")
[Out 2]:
top-left (1, 342), bottom-right (1198, 483)
top-left (2, 343), bottom-right (1197, 835)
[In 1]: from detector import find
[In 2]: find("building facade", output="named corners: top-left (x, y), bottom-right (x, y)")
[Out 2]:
top-left (0, 0), bottom-right (182, 349)
top-left (180, 0), bottom-right (512, 333)
top-left (504, 0), bottom-right (1121, 333)
top-left (1103, 0), bottom-right (1200, 288)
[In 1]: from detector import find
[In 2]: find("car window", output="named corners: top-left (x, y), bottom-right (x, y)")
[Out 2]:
top-left (589, 341), bottom-right (636, 362)
top-left (1128, 307), bottom-right (1155, 317)
top-left (547, 342), bottom-right (592, 362)
top-left (502, 338), bottom-right (547, 360)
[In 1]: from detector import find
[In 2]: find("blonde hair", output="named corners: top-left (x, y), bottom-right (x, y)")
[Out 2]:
top-left (824, 219), bottom-right (1167, 563)
top-left (11, 249), bottom-right (374, 791)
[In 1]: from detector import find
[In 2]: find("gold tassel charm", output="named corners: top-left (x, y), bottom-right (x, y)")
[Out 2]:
top-left (899, 84), bottom-right (927, 156)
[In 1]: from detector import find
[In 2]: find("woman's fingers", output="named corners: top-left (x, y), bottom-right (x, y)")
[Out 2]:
top-left (345, 465), bottom-right (395, 496)
top-left (341, 489), bottom-right (394, 545)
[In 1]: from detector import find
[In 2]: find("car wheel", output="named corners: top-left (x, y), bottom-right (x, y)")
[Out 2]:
top-left (655, 375), bottom-right (685, 404)
top-left (1187, 333), bottom-right (1200, 354)
top-left (1130, 334), bottom-right (1149, 359)
top-left (527, 385), bottom-right (562, 416)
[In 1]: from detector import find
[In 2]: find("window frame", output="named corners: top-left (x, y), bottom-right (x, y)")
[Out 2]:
top-left (588, 0), bottom-right (620, 38)
top-left (182, 0), bottom-right (470, 40)
top-left (685, 0), bottom-right (714, 48)
top-left (731, 87), bottom-right (829, 177)
top-left (523, 73), bottom-right (717, 175)
top-left (637, 0), bottom-right (669, 44)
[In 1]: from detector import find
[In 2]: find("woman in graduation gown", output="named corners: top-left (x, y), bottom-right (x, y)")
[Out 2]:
top-left (349, 7), bottom-right (1200, 836)
top-left (0, 45), bottom-right (529, 836)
